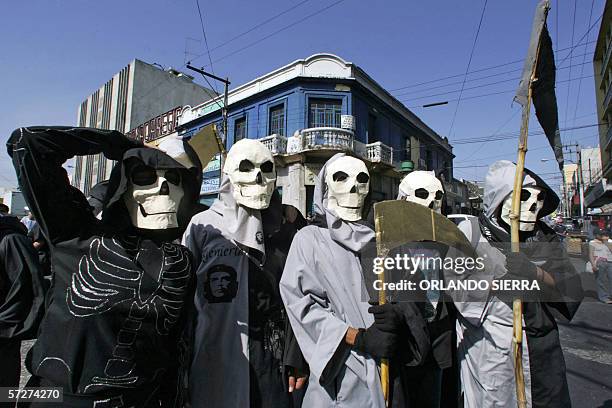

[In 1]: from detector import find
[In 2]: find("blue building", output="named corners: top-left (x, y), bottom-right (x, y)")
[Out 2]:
top-left (177, 54), bottom-right (454, 216)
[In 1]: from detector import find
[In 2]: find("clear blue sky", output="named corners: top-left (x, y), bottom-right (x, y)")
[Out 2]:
top-left (0, 0), bottom-right (605, 192)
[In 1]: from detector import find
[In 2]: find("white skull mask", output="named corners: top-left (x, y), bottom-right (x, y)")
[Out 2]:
top-left (500, 186), bottom-right (546, 231)
top-left (399, 171), bottom-right (444, 213)
top-left (224, 139), bottom-right (276, 210)
top-left (123, 165), bottom-right (185, 230)
top-left (325, 156), bottom-right (370, 222)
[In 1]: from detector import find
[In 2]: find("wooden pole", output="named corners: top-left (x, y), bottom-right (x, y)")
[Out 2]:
top-left (510, 41), bottom-right (540, 408)
top-left (374, 214), bottom-right (389, 405)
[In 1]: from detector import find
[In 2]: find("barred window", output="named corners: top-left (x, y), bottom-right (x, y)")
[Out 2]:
top-left (269, 105), bottom-right (285, 136)
top-left (234, 117), bottom-right (246, 142)
top-left (308, 99), bottom-right (341, 128)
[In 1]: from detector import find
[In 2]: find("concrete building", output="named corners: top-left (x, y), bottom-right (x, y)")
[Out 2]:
top-left (592, 1), bottom-right (612, 208)
top-left (177, 54), bottom-right (454, 215)
top-left (72, 59), bottom-right (213, 195)
top-left (0, 189), bottom-right (27, 217)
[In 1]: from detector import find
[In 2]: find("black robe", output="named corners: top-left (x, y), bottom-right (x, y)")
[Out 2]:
top-left (7, 127), bottom-right (202, 407)
top-left (0, 215), bottom-right (45, 387)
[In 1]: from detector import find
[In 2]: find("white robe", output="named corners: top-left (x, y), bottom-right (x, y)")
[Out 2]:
top-left (279, 225), bottom-right (386, 408)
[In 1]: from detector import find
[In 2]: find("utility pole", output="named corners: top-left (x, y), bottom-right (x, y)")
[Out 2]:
top-left (186, 64), bottom-right (231, 155)
top-left (575, 143), bottom-right (585, 219)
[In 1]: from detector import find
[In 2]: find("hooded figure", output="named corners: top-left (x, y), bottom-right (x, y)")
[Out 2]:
top-left (452, 160), bottom-right (583, 408)
top-left (280, 153), bottom-right (430, 408)
top-left (394, 171), bottom-right (457, 408)
top-left (182, 139), bottom-right (299, 408)
top-left (7, 126), bottom-right (202, 407)
top-left (0, 210), bottom-right (45, 388)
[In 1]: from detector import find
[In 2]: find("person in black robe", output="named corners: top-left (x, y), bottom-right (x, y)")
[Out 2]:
top-left (452, 160), bottom-right (583, 407)
top-left (0, 208), bottom-right (45, 390)
top-left (7, 126), bottom-right (202, 407)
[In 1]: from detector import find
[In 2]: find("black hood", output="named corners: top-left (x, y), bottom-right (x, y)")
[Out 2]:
top-left (101, 143), bottom-right (202, 240)
top-left (0, 215), bottom-right (28, 237)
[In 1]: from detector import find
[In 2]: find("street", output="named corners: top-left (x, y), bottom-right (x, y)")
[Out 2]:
top-left (17, 259), bottom-right (611, 406)
top-left (562, 258), bottom-right (612, 408)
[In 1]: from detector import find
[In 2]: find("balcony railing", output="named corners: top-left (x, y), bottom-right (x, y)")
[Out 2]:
top-left (604, 83), bottom-right (612, 112)
top-left (259, 134), bottom-right (287, 155)
top-left (259, 128), bottom-right (395, 166)
top-left (301, 127), bottom-right (354, 151)
top-left (365, 142), bottom-right (393, 165)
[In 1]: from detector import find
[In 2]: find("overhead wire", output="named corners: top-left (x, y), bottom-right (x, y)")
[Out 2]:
top-left (199, 0), bottom-right (346, 68)
top-left (194, 0), bottom-right (220, 95)
top-left (569, 0), bottom-right (596, 138)
top-left (448, 0), bottom-right (489, 138)
top-left (188, 0), bottom-right (312, 64)
top-left (562, 0), bottom-right (578, 135)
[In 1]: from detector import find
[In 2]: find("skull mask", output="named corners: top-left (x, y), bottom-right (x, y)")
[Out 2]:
top-left (500, 186), bottom-right (546, 231)
top-left (325, 156), bottom-right (370, 222)
top-left (224, 139), bottom-right (276, 210)
top-left (399, 171), bottom-right (444, 213)
top-left (123, 165), bottom-right (185, 229)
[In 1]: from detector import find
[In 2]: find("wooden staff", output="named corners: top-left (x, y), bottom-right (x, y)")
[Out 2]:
top-left (510, 39), bottom-right (541, 408)
top-left (374, 214), bottom-right (389, 405)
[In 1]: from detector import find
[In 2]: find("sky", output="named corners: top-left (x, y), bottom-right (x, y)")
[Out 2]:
top-left (0, 0), bottom-right (606, 193)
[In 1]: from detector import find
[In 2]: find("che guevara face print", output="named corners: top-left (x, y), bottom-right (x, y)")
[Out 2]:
top-left (204, 264), bottom-right (239, 303)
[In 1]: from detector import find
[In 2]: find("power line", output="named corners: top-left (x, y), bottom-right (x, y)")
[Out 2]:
top-left (400, 62), bottom-right (591, 103)
top-left (448, 0), bottom-right (489, 138)
top-left (406, 73), bottom-right (594, 109)
top-left (194, 0), bottom-right (219, 95)
top-left (394, 53), bottom-right (592, 99)
top-left (188, 0), bottom-right (312, 65)
top-left (388, 41), bottom-right (595, 92)
top-left (200, 0), bottom-right (346, 68)
top-left (562, 0), bottom-right (578, 134)
top-left (556, 0), bottom-right (608, 69)
top-left (569, 0), bottom-right (596, 138)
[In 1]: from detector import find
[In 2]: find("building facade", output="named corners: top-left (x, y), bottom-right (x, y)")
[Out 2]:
top-left (177, 54), bottom-right (454, 215)
top-left (592, 1), bottom-right (612, 209)
top-left (72, 59), bottom-right (213, 195)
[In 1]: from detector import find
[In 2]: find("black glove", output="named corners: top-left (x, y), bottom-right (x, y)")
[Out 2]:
top-left (505, 252), bottom-right (538, 281)
top-left (353, 324), bottom-right (399, 359)
top-left (368, 303), bottom-right (404, 333)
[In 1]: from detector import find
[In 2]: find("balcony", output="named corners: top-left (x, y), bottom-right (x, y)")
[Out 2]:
top-left (365, 141), bottom-right (393, 165)
top-left (260, 128), bottom-right (394, 166)
top-left (259, 134), bottom-right (287, 155)
top-left (301, 127), bottom-right (354, 151)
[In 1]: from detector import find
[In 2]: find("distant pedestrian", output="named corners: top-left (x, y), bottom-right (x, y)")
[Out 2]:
top-left (589, 229), bottom-right (612, 304)
top-left (20, 206), bottom-right (37, 233)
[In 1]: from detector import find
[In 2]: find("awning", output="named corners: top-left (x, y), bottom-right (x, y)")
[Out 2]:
top-left (584, 179), bottom-right (612, 208)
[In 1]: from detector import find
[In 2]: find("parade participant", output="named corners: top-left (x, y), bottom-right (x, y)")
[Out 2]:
top-left (452, 160), bottom-right (583, 408)
top-left (8, 126), bottom-right (202, 407)
top-left (0, 203), bottom-right (45, 388)
top-left (183, 139), bottom-right (304, 408)
top-left (280, 153), bottom-right (429, 408)
top-left (395, 171), bottom-right (456, 408)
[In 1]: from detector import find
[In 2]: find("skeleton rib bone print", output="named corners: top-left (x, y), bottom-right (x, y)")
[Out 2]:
top-left (63, 236), bottom-right (191, 391)
top-left (67, 238), bottom-right (141, 317)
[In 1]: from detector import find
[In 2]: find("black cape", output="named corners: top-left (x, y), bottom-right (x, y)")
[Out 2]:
top-left (7, 126), bottom-right (202, 407)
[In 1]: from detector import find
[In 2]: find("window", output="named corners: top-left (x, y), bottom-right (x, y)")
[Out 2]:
top-left (367, 114), bottom-right (378, 143)
top-left (269, 105), bottom-right (285, 136)
top-left (404, 136), bottom-right (411, 161)
top-left (234, 117), bottom-right (246, 142)
top-left (426, 150), bottom-right (433, 170)
top-left (309, 99), bottom-right (342, 128)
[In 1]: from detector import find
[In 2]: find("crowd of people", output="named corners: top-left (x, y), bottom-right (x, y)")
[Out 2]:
top-left (0, 126), bottom-right (586, 407)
